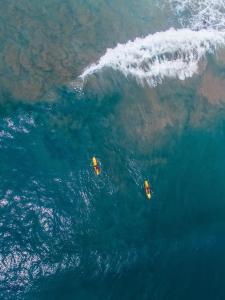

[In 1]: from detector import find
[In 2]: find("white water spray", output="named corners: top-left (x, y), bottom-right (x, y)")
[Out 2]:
top-left (78, 0), bottom-right (225, 88)
top-left (80, 28), bottom-right (225, 87)
top-left (170, 0), bottom-right (225, 30)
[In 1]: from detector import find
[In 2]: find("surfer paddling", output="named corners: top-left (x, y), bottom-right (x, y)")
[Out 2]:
top-left (144, 180), bottom-right (151, 200)
top-left (92, 157), bottom-right (100, 175)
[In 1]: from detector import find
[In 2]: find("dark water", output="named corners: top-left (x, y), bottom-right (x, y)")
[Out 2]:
top-left (1, 1), bottom-right (225, 299)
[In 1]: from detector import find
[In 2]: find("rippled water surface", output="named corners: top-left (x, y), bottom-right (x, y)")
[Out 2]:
top-left (1, 1), bottom-right (225, 299)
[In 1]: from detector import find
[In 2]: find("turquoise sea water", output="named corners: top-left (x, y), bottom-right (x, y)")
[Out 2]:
top-left (1, 1), bottom-right (225, 299)
top-left (1, 80), bottom-right (225, 299)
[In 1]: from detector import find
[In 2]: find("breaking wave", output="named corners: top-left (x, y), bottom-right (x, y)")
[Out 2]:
top-left (80, 28), bottom-right (225, 87)
top-left (78, 0), bottom-right (225, 88)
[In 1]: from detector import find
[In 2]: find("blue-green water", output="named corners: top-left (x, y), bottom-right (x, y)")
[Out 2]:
top-left (1, 81), bottom-right (225, 299)
top-left (1, 0), bottom-right (225, 299)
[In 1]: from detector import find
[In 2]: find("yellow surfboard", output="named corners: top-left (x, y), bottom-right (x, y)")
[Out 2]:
top-left (92, 157), bottom-right (100, 175)
top-left (144, 180), bottom-right (151, 200)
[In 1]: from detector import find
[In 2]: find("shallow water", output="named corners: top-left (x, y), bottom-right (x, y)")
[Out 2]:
top-left (0, 0), bottom-right (172, 101)
top-left (1, 1), bottom-right (225, 299)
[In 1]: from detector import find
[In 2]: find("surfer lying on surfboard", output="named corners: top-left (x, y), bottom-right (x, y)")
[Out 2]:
top-left (92, 157), bottom-right (100, 175)
top-left (145, 180), bottom-right (151, 200)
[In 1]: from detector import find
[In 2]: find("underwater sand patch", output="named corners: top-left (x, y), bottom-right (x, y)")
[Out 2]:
top-left (0, 0), bottom-right (167, 102)
top-left (199, 70), bottom-right (225, 104)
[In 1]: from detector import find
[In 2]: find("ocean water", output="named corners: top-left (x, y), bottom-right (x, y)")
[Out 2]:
top-left (1, 1), bottom-right (225, 299)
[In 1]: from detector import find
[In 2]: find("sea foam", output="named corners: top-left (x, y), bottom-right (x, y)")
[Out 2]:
top-left (80, 28), bottom-right (225, 87)
top-left (169, 0), bottom-right (225, 30)
top-left (77, 0), bottom-right (225, 88)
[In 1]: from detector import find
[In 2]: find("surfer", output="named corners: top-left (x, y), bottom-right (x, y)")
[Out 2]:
top-left (145, 180), bottom-right (151, 200)
top-left (92, 157), bottom-right (100, 175)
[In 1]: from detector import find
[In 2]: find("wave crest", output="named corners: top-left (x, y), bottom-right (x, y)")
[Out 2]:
top-left (80, 28), bottom-right (225, 87)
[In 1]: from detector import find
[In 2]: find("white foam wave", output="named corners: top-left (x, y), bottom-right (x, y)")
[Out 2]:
top-left (170, 0), bottom-right (225, 30)
top-left (80, 28), bottom-right (225, 87)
